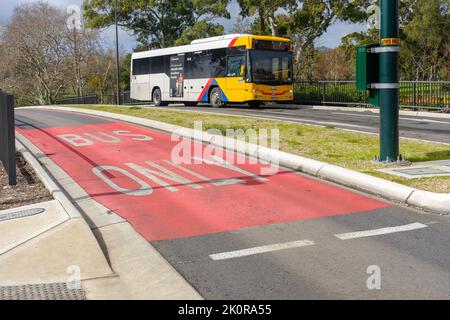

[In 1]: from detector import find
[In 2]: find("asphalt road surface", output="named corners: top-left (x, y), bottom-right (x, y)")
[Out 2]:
top-left (15, 108), bottom-right (450, 299)
top-left (159, 104), bottom-right (450, 144)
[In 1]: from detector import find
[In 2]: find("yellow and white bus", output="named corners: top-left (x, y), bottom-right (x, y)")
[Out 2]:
top-left (130, 34), bottom-right (294, 108)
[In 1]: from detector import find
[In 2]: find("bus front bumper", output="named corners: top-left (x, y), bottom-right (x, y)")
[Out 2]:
top-left (247, 85), bottom-right (293, 102)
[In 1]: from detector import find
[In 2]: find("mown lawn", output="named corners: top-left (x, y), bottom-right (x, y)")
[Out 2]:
top-left (62, 104), bottom-right (450, 193)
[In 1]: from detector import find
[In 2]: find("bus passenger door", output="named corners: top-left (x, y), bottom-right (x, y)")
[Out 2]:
top-left (224, 54), bottom-right (247, 103)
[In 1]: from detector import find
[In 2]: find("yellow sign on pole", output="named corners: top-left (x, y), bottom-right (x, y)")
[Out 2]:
top-left (381, 38), bottom-right (400, 46)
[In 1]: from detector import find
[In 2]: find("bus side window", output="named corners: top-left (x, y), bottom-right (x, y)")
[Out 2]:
top-left (150, 56), bottom-right (165, 74)
top-left (226, 55), bottom-right (245, 77)
top-left (211, 48), bottom-right (226, 78)
top-left (187, 51), bottom-right (211, 79)
top-left (132, 58), bottom-right (150, 75)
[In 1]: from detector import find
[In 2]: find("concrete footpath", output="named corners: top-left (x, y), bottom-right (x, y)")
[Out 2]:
top-left (0, 200), bottom-right (117, 299)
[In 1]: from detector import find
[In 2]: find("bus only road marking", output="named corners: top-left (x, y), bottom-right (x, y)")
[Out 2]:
top-left (17, 121), bottom-right (391, 241)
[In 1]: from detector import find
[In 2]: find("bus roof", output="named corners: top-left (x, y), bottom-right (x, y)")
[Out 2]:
top-left (132, 34), bottom-right (291, 59)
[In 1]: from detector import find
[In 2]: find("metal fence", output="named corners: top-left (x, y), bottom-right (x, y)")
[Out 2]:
top-left (0, 91), bottom-right (16, 185)
top-left (55, 91), bottom-right (151, 106)
top-left (55, 81), bottom-right (450, 111)
top-left (294, 80), bottom-right (450, 111)
top-left (55, 94), bottom-right (99, 105)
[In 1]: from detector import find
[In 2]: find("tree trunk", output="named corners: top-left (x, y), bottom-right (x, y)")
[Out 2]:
top-left (268, 16), bottom-right (277, 36)
top-left (259, 7), bottom-right (265, 35)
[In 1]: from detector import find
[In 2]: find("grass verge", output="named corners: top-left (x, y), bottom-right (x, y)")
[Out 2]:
top-left (60, 105), bottom-right (450, 193)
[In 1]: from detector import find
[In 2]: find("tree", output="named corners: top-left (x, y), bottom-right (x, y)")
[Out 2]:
top-left (1, 2), bottom-right (70, 105)
top-left (400, 0), bottom-right (450, 80)
top-left (288, 0), bottom-right (370, 80)
top-left (119, 53), bottom-right (132, 91)
top-left (67, 28), bottom-right (101, 96)
top-left (83, 0), bottom-right (231, 49)
top-left (0, 2), bottom-right (110, 105)
top-left (314, 47), bottom-right (352, 80)
top-left (86, 49), bottom-right (116, 103)
top-left (237, 0), bottom-right (296, 36)
top-left (175, 21), bottom-right (225, 46)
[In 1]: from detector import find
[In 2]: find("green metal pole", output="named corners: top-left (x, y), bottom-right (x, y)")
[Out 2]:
top-left (379, 0), bottom-right (400, 162)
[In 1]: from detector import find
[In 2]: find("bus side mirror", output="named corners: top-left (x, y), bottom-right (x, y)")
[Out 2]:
top-left (240, 65), bottom-right (246, 77)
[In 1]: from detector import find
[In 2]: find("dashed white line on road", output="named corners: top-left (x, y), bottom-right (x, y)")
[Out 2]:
top-left (331, 112), bottom-right (378, 118)
top-left (209, 240), bottom-right (315, 261)
top-left (399, 117), bottom-right (450, 124)
top-left (335, 223), bottom-right (428, 240)
top-left (250, 115), bottom-right (373, 129)
top-left (330, 112), bottom-right (450, 124)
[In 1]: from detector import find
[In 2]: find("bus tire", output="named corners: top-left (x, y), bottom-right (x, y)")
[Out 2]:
top-left (152, 88), bottom-right (167, 107)
top-left (210, 87), bottom-right (223, 108)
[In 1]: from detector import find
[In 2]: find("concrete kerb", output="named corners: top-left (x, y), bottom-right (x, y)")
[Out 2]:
top-left (15, 135), bottom-right (81, 219)
top-left (21, 106), bottom-right (450, 216)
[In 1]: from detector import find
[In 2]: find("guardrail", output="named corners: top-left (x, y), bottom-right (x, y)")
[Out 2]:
top-left (294, 80), bottom-right (450, 111)
top-left (0, 91), bottom-right (16, 185)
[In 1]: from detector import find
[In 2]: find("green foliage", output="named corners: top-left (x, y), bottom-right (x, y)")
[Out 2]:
top-left (237, 0), bottom-right (296, 35)
top-left (175, 21), bottom-right (225, 46)
top-left (336, 0), bottom-right (449, 81)
top-left (119, 53), bottom-right (132, 91)
top-left (288, 0), bottom-right (370, 80)
top-left (400, 0), bottom-right (450, 80)
top-left (83, 0), bottom-right (230, 49)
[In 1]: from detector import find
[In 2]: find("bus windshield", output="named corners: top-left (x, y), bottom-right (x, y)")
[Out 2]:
top-left (249, 50), bottom-right (292, 85)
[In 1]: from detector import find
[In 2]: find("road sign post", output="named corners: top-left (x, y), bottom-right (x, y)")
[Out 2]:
top-left (356, 0), bottom-right (402, 163)
top-left (378, 0), bottom-right (400, 163)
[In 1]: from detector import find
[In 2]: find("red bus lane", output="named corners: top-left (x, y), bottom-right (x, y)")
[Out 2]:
top-left (17, 121), bottom-right (391, 241)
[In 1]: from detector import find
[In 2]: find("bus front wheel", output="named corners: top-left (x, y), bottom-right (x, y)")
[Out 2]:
top-left (153, 88), bottom-right (167, 107)
top-left (210, 87), bottom-right (223, 108)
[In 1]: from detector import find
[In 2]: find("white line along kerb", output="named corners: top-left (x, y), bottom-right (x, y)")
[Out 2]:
top-left (335, 223), bottom-right (428, 241)
top-left (209, 240), bottom-right (315, 261)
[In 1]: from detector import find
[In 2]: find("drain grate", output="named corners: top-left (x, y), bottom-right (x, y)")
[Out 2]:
top-left (0, 283), bottom-right (86, 300)
top-left (0, 208), bottom-right (45, 222)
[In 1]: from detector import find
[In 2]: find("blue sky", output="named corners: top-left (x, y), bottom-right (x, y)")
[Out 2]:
top-left (0, 0), bottom-right (366, 51)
